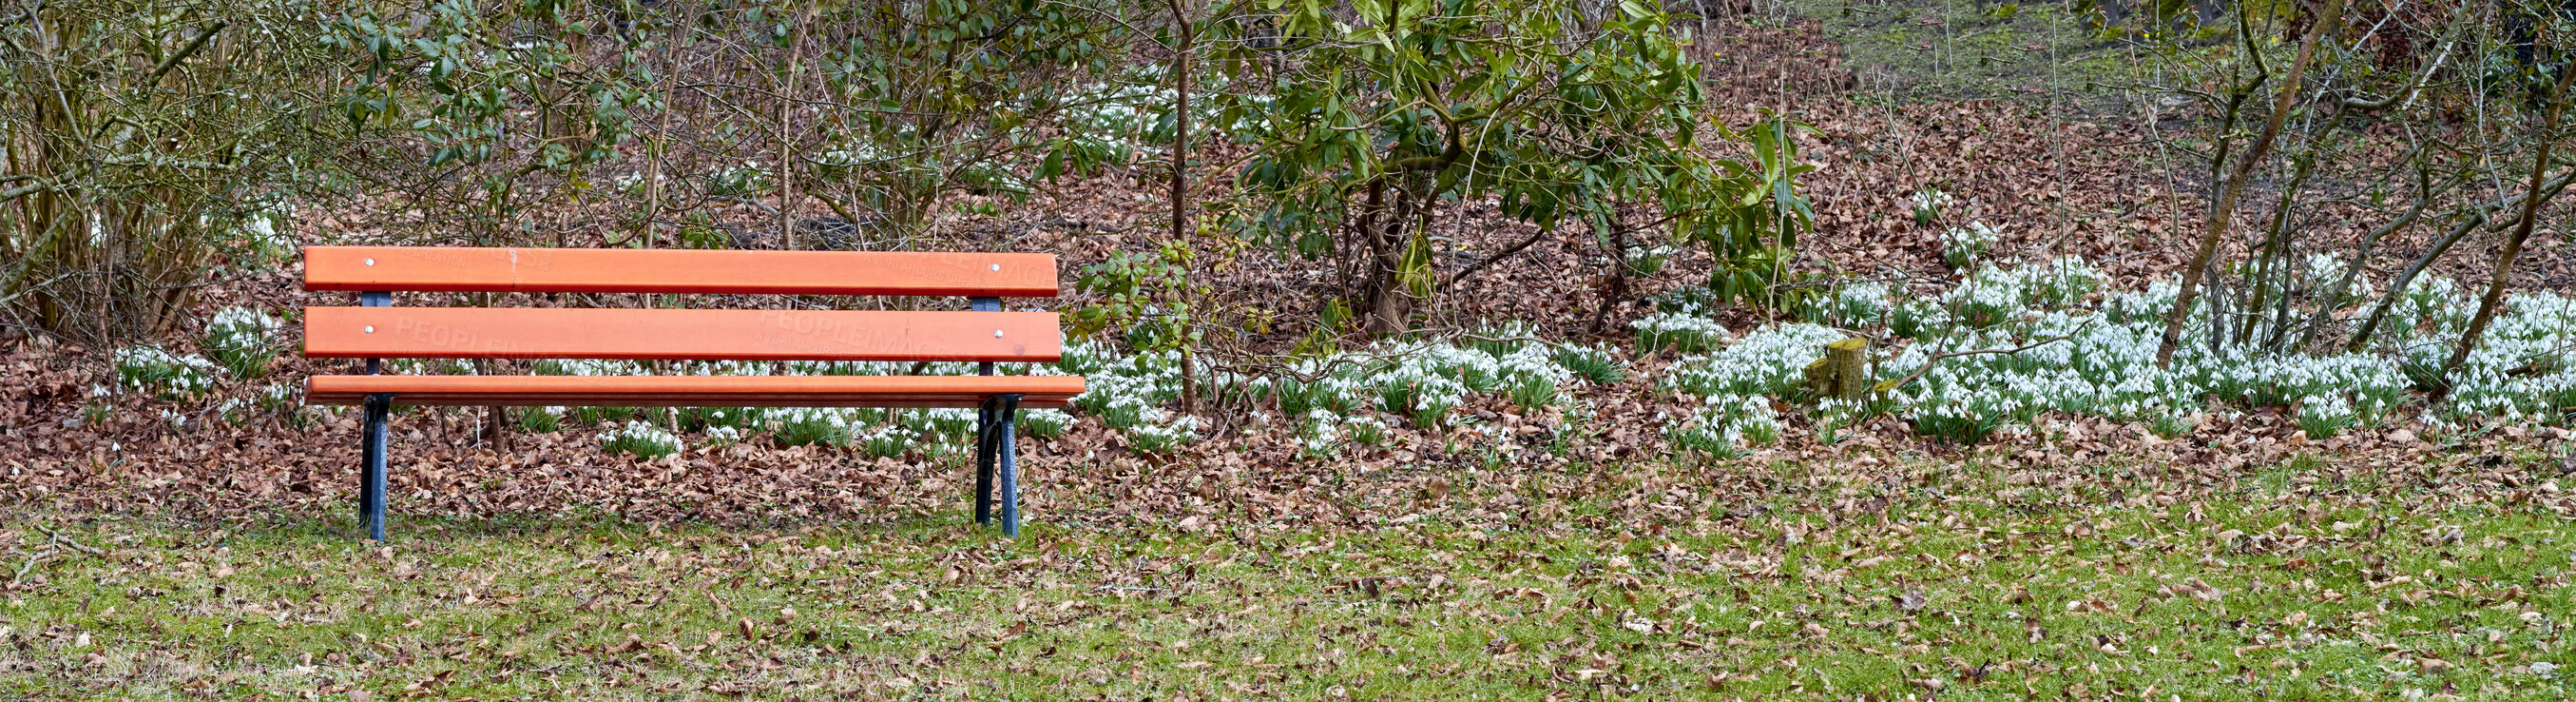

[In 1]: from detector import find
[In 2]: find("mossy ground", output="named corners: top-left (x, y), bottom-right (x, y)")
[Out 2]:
top-left (7, 449), bottom-right (2573, 699)
top-left (1783, 0), bottom-right (2200, 109)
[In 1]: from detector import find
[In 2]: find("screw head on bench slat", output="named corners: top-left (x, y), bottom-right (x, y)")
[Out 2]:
top-left (990, 263), bottom-right (1000, 272)
top-left (364, 258), bottom-right (375, 265)
top-left (994, 330), bottom-right (1004, 338)
top-left (364, 325), bottom-right (375, 333)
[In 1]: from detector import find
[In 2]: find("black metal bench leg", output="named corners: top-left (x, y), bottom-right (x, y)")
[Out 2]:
top-left (995, 394), bottom-right (1023, 538)
top-left (360, 393), bottom-right (394, 541)
top-left (971, 296), bottom-right (1002, 527)
top-left (973, 399), bottom-right (998, 525)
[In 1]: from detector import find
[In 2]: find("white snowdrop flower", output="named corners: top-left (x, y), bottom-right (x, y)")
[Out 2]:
top-left (1631, 311), bottom-right (1730, 353)
top-left (2300, 252), bottom-right (2374, 300)
top-left (604, 419), bottom-right (682, 458)
top-left (1058, 259), bottom-right (2576, 456)
top-left (1939, 221), bottom-right (2003, 267)
top-left (1833, 283), bottom-right (1892, 325)
top-left (1127, 405), bottom-right (1201, 453)
top-left (1909, 186), bottom-right (1955, 221)
top-left (1660, 323), bottom-right (1847, 400)
top-left (1298, 410), bottom-right (1343, 458)
top-left (536, 359), bottom-right (646, 377)
top-left (115, 345), bottom-right (221, 400)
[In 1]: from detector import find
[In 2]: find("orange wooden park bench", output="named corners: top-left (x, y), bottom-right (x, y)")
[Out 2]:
top-left (299, 246), bottom-right (1083, 540)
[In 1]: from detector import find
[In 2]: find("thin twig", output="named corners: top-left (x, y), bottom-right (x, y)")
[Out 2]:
top-left (145, 21), bottom-right (229, 84)
top-left (12, 549), bottom-right (53, 584)
top-left (32, 524), bottom-right (106, 558)
top-left (1438, 227), bottom-right (1547, 291)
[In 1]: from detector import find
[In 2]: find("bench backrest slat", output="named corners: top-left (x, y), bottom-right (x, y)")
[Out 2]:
top-left (304, 246), bottom-right (1058, 297)
top-left (306, 307), bottom-right (1062, 362)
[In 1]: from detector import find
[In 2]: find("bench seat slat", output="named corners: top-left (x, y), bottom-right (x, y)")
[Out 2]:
top-left (306, 375), bottom-right (1084, 408)
top-left (305, 307), bottom-right (1063, 362)
top-left (304, 246), bottom-right (1059, 297)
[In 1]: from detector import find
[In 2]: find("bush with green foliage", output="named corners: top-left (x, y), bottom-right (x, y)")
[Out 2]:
top-left (2, 2), bottom-right (339, 342)
top-left (1220, 0), bottom-right (1811, 334)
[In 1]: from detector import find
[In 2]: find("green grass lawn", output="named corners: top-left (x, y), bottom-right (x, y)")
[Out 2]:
top-left (7, 452), bottom-right (2574, 700)
top-left (1783, 0), bottom-right (2171, 108)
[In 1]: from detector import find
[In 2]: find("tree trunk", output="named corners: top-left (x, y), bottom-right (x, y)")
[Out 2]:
top-left (2156, 0), bottom-right (2346, 366)
top-left (1364, 184), bottom-right (1420, 336)
top-left (1165, 0), bottom-right (1198, 414)
top-left (2346, 169), bottom-right (2576, 352)
top-left (2430, 64), bottom-right (2576, 401)
top-left (774, 3), bottom-right (819, 250)
top-left (1589, 205), bottom-right (1631, 336)
top-left (2241, 155), bottom-right (2314, 347)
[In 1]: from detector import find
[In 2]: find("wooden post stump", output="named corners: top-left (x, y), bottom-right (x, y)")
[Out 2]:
top-left (1801, 338), bottom-right (1872, 400)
